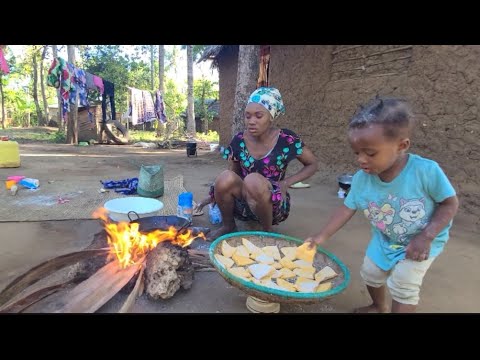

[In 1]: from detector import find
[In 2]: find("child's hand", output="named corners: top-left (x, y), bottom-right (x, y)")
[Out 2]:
top-left (304, 235), bottom-right (326, 250)
top-left (405, 235), bottom-right (432, 262)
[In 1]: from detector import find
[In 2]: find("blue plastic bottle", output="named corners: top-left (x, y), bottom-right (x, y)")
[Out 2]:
top-left (208, 203), bottom-right (222, 224)
top-left (177, 192), bottom-right (193, 221)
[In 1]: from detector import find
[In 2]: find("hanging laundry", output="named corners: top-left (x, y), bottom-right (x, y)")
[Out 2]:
top-left (101, 80), bottom-right (116, 122)
top-left (0, 47), bottom-right (10, 74)
top-left (142, 90), bottom-right (156, 123)
top-left (73, 66), bottom-right (88, 107)
top-left (47, 57), bottom-right (75, 121)
top-left (154, 90), bottom-right (167, 124)
top-left (130, 88), bottom-right (144, 125)
top-left (85, 72), bottom-right (96, 91)
top-left (93, 75), bottom-right (104, 94)
top-left (257, 45), bottom-right (270, 88)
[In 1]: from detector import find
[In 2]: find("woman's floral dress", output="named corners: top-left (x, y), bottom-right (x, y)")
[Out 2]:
top-left (210, 128), bottom-right (305, 225)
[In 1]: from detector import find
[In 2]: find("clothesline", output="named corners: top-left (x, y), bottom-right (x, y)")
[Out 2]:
top-left (126, 86), bottom-right (167, 126)
top-left (47, 56), bottom-right (117, 123)
top-left (126, 86), bottom-right (175, 113)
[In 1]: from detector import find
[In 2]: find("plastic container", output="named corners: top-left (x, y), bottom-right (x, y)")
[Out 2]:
top-left (0, 141), bottom-right (20, 168)
top-left (186, 142), bottom-right (197, 157)
top-left (104, 197), bottom-right (164, 222)
top-left (7, 175), bottom-right (25, 182)
top-left (5, 180), bottom-right (16, 189)
top-left (19, 178), bottom-right (40, 189)
top-left (177, 192), bottom-right (193, 222)
top-left (208, 203), bottom-right (222, 224)
top-left (337, 188), bottom-right (346, 198)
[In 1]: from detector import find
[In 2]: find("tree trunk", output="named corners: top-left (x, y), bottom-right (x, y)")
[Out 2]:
top-left (156, 45), bottom-right (166, 138)
top-left (40, 45), bottom-right (49, 126)
top-left (158, 45), bottom-right (165, 95)
top-left (66, 45), bottom-right (78, 144)
top-left (0, 74), bottom-right (5, 130)
top-left (52, 45), bottom-right (63, 130)
top-left (32, 47), bottom-right (44, 126)
top-left (201, 83), bottom-right (208, 134)
top-left (186, 45), bottom-right (195, 136)
top-left (150, 45), bottom-right (155, 91)
top-left (232, 45), bottom-right (260, 136)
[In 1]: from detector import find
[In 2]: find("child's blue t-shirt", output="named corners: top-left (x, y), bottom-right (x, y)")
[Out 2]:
top-left (344, 154), bottom-right (456, 271)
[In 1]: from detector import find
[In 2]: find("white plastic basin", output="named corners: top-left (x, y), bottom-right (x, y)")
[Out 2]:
top-left (104, 197), bottom-right (164, 222)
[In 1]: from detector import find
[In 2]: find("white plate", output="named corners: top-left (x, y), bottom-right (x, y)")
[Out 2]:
top-left (104, 197), bottom-right (164, 222)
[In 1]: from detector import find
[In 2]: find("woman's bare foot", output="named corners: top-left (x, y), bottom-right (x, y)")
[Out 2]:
top-left (353, 304), bottom-right (389, 313)
top-left (206, 224), bottom-right (238, 242)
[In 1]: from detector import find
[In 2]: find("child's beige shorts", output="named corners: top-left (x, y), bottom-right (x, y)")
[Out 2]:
top-left (360, 255), bottom-right (436, 305)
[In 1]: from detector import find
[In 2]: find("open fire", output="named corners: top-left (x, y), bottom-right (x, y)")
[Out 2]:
top-left (93, 208), bottom-right (205, 269)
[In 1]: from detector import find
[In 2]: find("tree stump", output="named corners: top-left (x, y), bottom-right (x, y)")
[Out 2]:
top-left (144, 242), bottom-right (194, 300)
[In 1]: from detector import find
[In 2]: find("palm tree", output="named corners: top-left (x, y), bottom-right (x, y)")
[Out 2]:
top-left (156, 45), bottom-right (166, 138)
top-left (40, 45), bottom-right (49, 126)
top-left (186, 45), bottom-right (195, 136)
top-left (66, 45), bottom-right (78, 144)
top-left (51, 45), bottom-right (63, 129)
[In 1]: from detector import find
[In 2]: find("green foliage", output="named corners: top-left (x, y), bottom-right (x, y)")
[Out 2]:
top-left (51, 130), bottom-right (66, 143)
top-left (163, 78), bottom-right (186, 120)
top-left (0, 127), bottom-right (61, 143)
top-left (195, 130), bottom-right (219, 143)
top-left (1, 45), bottom-right (56, 126)
top-left (193, 78), bottom-right (218, 124)
top-left (81, 45), bottom-right (151, 114)
top-left (129, 130), bottom-right (159, 143)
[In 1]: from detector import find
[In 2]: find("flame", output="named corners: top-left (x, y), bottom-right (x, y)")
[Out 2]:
top-left (92, 207), bottom-right (205, 268)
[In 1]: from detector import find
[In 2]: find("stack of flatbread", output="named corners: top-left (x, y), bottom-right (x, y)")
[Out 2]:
top-left (214, 237), bottom-right (338, 293)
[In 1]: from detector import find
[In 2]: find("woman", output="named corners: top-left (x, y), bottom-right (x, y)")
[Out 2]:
top-left (208, 87), bottom-right (318, 240)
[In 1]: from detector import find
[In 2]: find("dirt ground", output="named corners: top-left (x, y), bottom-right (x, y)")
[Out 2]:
top-left (0, 143), bottom-right (478, 313)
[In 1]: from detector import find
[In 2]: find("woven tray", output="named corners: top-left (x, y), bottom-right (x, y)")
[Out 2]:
top-left (209, 231), bottom-right (350, 304)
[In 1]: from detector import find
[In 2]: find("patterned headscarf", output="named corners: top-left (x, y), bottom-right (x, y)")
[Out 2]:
top-left (247, 87), bottom-right (286, 120)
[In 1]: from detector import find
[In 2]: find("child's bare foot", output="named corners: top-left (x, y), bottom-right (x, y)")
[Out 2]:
top-left (353, 304), bottom-right (389, 313)
top-left (206, 225), bottom-right (237, 242)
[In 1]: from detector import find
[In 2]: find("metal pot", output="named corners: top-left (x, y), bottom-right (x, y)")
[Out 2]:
top-left (127, 212), bottom-right (210, 237)
top-left (337, 174), bottom-right (353, 192)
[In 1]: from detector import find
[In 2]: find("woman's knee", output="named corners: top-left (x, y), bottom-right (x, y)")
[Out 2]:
top-left (214, 170), bottom-right (239, 192)
top-left (243, 173), bottom-right (270, 199)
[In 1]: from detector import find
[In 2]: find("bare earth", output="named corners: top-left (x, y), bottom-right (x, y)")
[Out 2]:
top-left (0, 143), bottom-right (478, 313)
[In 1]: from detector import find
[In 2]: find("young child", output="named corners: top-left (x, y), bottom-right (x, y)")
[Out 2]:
top-left (305, 97), bottom-right (459, 313)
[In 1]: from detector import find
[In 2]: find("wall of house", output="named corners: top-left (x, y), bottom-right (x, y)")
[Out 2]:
top-left (269, 45), bottom-right (480, 217)
top-left (218, 46), bottom-right (239, 146)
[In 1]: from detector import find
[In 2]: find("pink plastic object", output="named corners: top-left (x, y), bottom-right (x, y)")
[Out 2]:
top-left (7, 176), bottom-right (25, 182)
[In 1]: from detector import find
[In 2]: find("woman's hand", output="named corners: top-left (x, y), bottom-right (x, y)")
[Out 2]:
top-left (279, 180), bottom-right (289, 205)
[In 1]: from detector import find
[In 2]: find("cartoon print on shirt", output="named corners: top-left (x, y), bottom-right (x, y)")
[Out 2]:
top-left (363, 202), bottom-right (395, 235)
top-left (392, 198), bottom-right (428, 244)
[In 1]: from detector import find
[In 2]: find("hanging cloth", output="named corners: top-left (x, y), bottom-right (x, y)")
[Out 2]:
top-left (0, 47), bottom-right (10, 74)
top-left (154, 90), bottom-right (167, 124)
top-left (142, 90), bottom-right (156, 123)
top-left (257, 45), bottom-right (270, 88)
